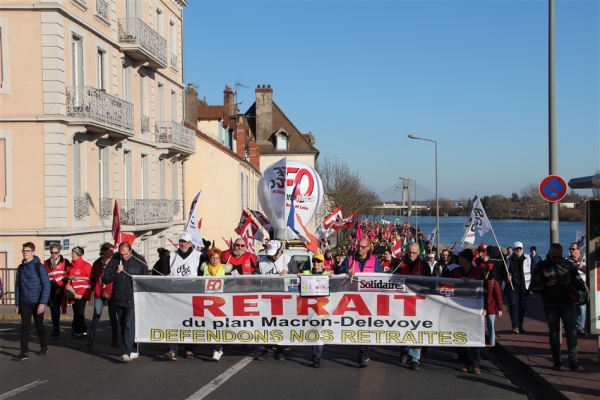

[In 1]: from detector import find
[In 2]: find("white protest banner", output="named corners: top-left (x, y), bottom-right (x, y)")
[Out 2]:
top-left (134, 274), bottom-right (485, 346)
top-left (184, 190), bottom-right (203, 248)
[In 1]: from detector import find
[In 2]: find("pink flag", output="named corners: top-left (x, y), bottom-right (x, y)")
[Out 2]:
top-left (355, 224), bottom-right (364, 241)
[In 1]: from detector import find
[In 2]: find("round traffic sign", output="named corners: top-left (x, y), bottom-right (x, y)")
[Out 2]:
top-left (539, 175), bottom-right (568, 202)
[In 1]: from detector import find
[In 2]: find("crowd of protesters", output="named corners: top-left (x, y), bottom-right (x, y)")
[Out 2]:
top-left (11, 220), bottom-right (588, 373)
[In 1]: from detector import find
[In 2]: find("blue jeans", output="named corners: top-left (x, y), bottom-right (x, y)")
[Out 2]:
top-left (543, 302), bottom-right (578, 364)
top-left (90, 297), bottom-right (119, 336)
top-left (486, 314), bottom-right (496, 346)
top-left (114, 306), bottom-right (136, 356)
top-left (313, 345), bottom-right (323, 360)
top-left (575, 304), bottom-right (586, 331)
top-left (506, 290), bottom-right (528, 328)
top-left (399, 346), bottom-right (421, 364)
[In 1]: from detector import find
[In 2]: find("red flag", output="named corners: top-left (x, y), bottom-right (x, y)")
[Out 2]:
top-left (450, 241), bottom-right (457, 251)
top-left (112, 200), bottom-right (121, 247)
top-left (120, 233), bottom-right (136, 247)
top-left (322, 206), bottom-right (343, 230)
top-left (168, 239), bottom-right (179, 249)
top-left (342, 212), bottom-right (356, 228)
top-left (222, 237), bottom-right (232, 250)
top-left (234, 210), bottom-right (252, 234)
top-left (238, 218), bottom-right (258, 255)
top-left (392, 241), bottom-right (403, 258)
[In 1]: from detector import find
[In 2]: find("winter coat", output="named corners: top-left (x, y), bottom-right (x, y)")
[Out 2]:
top-left (66, 257), bottom-right (93, 301)
top-left (91, 257), bottom-right (113, 299)
top-left (104, 251), bottom-right (149, 308)
top-left (15, 256), bottom-right (50, 306)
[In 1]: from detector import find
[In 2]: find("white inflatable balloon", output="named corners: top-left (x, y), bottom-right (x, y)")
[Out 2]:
top-left (258, 158), bottom-right (323, 239)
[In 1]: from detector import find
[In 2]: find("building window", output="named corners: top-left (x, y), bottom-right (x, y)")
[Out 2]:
top-left (171, 89), bottom-right (177, 122)
top-left (276, 133), bottom-right (288, 150)
top-left (156, 8), bottom-right (163, 35)
top-left (96, 48), bottom-right (105, 90)
top-left (171, 161), bottom-right (178, 201)
top-left (0, 137), bottom-right (6, 204)
top-left (141, 154), bottom-right (149, 199)
top-left (98, 145), bottom-right (109, 199)
top-left (159, 158), bottom-right (166, 198)
top-left (139, 75), bottom-right (145, 117)
top-left (0, 22), bottom-right (8, 93)
top-left (123, 150), bottom-right (133, 199)
top-left (240, 172), bottom-right (244, 210)
top-left (122, 57), bottom-right (131, 102)
top-left (71, 34), bottom-right (84, 88)
top-left (169, 20), bottom-right (176, 55)
top-left (157, 82), bottom-right (165, 122)
top-left (73, 139), bottom-right (86, 199)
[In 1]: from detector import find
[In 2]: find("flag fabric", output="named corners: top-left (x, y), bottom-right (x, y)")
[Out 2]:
top-left (250, 210), bottom-right (272, 231)
top-left (168, 239), bottom-right (179, 249)
top-left (355, 224), bottom-right (364, 242)
top-left (342, 212), bottom-right (356, 228)
top-left (286, 183), bottom-right (319, 253)
top-left (222, 237), bottom-right (232, 250)
top-left (322, 206), bottom-right (343, 231)
top-left (470, 199), bottom-right (492, 237)
top-left (461, 218), bottom-right (476, 245)
top-left (238, 219), bottom-right (258, 255)
top-left (112, 200), bottom-right (121, 246)
top-left (392, 241), bottom-right (403, 258)
top-left (184, 190), bottom-right (204, 248)
top-left (234, 210), bottom-right (252, 234)
top-left (449, 241), bottom-right (457, 251)
top-left (120, 233), bottom-right (136, 247)
top-left (575, 230), bottom-right (586, 248)
top-left (427, 227), bottom-right (437, 243)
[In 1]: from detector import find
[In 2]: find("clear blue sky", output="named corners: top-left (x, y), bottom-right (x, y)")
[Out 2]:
top-left (184, 0), bottom-right (599, 201)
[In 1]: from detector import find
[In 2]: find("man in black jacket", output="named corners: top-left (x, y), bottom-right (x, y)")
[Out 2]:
top-left (530, 243), bottom-right (586, 372)
top-left (104, 242), bottom-right (149, 362)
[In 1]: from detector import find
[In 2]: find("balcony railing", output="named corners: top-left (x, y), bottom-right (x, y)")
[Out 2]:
top-left (173, 199), bottom-right (180, 216)
top-left (118, 199), bottom-right (174, 226)
top-left (170, 53), bottom-right (178, 70)
top-left (66, 87), bottom-right (134, 131)
top-left (99, 198), bottom-right (113, 218)
top-left (74, 197), bottom-right (90, 219)
top-left (141, 115), bottom-right (150, 133)
top-left (118, 18), bottom-right (167, 67)
top-left (155, 121), bottom-right (196, 152)
top-left (95, 0), bottom-right (108, 20)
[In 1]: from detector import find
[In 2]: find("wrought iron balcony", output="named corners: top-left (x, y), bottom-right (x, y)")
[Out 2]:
top-left (118, 18), bottom-right (167, 68)
top-left (95, 0), bottom-right (108, 20)
top-left (74, 197), bottom-right (90, 219)
top-left (118, 199), bottom-right (174, 226)
top-left (141, 115), bottom-right (150, 133)
top-left (66, 87), bottom-right (134, 134)
top-left (170, 53), bottom-right (178, 70)
top-left (173, 199), bottom-right (181, 216)
top-left (99, 198), bottom-right (113, 218)
top-left (155, 121), bottom-right (196, 154)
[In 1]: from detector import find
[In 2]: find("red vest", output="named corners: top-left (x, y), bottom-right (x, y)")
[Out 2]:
top-left (44, 257), bottom-right (68, 285)
top-left (399, 259), bottom-right (426, 276)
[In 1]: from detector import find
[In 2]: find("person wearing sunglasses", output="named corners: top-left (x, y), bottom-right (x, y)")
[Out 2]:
top-left (43, 243), bottom-right (70, 337)
top-left (530, 243), bottom-right (586, 372)
top-left (221, 237), bottom-right (257, 276)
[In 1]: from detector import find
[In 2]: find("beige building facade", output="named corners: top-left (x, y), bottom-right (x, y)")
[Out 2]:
top-left (0, 0), bottom-right (192, 303)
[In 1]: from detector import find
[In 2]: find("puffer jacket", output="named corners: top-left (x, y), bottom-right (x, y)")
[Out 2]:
top-left (104, 251), bottom-right (149, 307)
top-left (16, 256), bottom-right (50, 306)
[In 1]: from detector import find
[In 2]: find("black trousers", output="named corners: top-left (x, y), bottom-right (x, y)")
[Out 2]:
top-left (19, 303), bottom-right (47, 352)
top-left (71, 298), bottom-right (88, 334)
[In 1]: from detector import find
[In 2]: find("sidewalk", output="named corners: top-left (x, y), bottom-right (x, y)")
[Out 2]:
top-left (495, 295), bottom-right (599, 400)
top-left (0, 303), bottom-right (102, 322)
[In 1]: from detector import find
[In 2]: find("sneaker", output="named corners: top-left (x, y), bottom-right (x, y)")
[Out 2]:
top-left (39, 347), bottom-right (48, 356)
top-left (569, 362), bottom-right (583, 372)
top-left (71, 332), bottom-right (82, 337)
top-left (472, 366), bottom-right (481, 375)
top-left (274, 351), bottom-right (285, 361)
top-left (312, 358), bottom-right (321, 368)
top-left (12, 352), bottom-right (28, 361)
top-left (120, 354), bottom-right (131, 363)
top-left (409, 361), bottom-right (420, 371)
top-left (359, 357), bottom-right (370, 368)
top-left (164, 351), bottom-right (177, 361)
top-left (212, 349), bottom-right (223, 361)
top-left (552, 362), bottom-right (562, 371)
top-left (130, 352), bottom-right (139, 360)
top-left (576, 328), bottom-right (587, 336)
top-left (460, 365), bottom-right (469, 372)
top-left (399, 354), bottom-right (408, 365)
top-left (510, 327), bottom-right (520, 334)
top-left (262, 349), bottom-right (274, 360)
top-left (185, 351), bottom-right (194, 359)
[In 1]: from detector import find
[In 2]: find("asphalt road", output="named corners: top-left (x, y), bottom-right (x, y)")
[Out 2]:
top-left (0, 320), bottom-right (547, 400)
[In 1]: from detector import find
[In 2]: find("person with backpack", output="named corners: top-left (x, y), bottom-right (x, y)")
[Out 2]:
top-left (13, 242), bottom-right (51, 361)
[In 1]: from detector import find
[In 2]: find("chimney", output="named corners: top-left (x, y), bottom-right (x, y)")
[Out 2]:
top-left (223, 85), bottom-right (234, 119)
top-left (235, 114), bottom-right (247, 158)
top-left (184, 83), bottom-right (198, 126)
top-left (255, 84), bottom-right (273, 145)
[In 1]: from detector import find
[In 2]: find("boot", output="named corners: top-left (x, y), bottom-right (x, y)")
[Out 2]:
top-left (111, 333), bottom-right (118, 347)
top-left (86, 332), bottom-right (95, 347)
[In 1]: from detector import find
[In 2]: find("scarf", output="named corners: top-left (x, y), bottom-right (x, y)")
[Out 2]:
top-left (208, 264), bottom-right (221, 276)
top-left (50, 256), bottom-right (61, 268)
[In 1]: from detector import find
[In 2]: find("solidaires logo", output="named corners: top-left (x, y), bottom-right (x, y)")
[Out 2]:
top-left (359, 278), bottom-right (406, 292)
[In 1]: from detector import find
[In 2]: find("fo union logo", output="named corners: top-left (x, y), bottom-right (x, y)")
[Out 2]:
top-left (439, 283), bottom-right (455, 297)
top-left (205, 279), bottom-right (224, 293)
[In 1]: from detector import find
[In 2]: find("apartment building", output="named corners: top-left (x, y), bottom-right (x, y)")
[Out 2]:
top-left (0, 0), bottom-right (192, 302)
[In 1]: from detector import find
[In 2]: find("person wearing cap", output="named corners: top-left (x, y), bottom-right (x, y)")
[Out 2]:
top-left (163, 232), bottom-right (203, 361)
top-left (426, 253), bottom-right (441, 277)
top-left (452, 249), bottom-right (485, 374)
top-left (298, 253), bottom-right (334, 368)
top-left (505, 241), bottom-right (531, 334)
top-left (258, 240), bottom-right (296, 275)
top-left (221, 237), bottom-right (258, 276)
top-left (65, 246), bottom-right (92, 337)
top-left (104, 241), bottom-right (150, 363)
top-left (530, 243), bottom-right (586, 372)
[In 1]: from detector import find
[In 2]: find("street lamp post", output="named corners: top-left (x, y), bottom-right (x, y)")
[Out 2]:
top-left (408, 135), bottom-right (439, 253)
top-left (399, 176), bottom-right (417, 234)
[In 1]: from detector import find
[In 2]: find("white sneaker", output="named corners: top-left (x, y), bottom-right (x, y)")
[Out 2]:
top-left (130, 352), bottom-right (139, 360)
top-left (212, 349), bottom-right (223, 361)
top-left (120, 354), bottom-right (131, 363)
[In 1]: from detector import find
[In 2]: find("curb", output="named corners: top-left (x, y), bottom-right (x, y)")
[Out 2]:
top-left (495, 337), bottom-right (583, 400)
top-left (1, 315), bottom-right (74, 322)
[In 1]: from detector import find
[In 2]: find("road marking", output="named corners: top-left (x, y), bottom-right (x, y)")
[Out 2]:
top-left (0, 381), bottom-right (47, 400)
top-left (186, 350), bottom-right (260, 400)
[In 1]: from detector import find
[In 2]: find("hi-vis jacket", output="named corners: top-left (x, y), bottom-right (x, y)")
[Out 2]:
top-left (66, 257), bottom-right (92, 300)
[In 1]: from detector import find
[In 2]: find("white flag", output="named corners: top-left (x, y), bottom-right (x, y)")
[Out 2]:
top-left (575, 230), bottom-right (586, 249)
top-left (427, 227), bottom-right (437, 243)
top-left (470, 199), bottom-right (492, 238)
top-left (184, 190), bottom-right (204, 248)
top-left (461, 218), bottom-right (476, 244)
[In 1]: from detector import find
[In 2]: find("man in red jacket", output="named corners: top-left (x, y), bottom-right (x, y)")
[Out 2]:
top-left (220, 237), bottom-right (257, 275)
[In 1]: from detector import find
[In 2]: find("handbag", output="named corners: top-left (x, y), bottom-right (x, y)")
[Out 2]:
top-left (65, 283), bottom-right (82, 300)
top-left (100, 285), bottom-right (112, 301)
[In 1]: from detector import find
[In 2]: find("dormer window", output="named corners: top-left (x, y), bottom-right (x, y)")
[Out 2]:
top-left (276, 132), bottom-right (288, 150)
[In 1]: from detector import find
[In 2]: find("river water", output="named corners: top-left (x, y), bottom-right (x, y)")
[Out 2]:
top-left (366, 214), bottom-right (585, 256)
